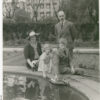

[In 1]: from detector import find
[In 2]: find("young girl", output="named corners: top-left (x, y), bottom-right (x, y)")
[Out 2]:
top-left (38, 43), bottom-right (51, 78)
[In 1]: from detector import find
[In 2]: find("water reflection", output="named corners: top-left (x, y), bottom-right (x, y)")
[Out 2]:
top-left (3, 74), bottom-right (54, 100)
top-left (3, 73), bottom-right (88, 100)
top-left (25, 78), bottom-right (40, 100)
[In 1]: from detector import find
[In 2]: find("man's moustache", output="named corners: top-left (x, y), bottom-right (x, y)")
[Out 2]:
top-left (61, 18), bottom-right (64, 20)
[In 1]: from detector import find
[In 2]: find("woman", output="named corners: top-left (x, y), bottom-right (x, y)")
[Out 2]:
top-left (24, 31), bottom-right (42, 71)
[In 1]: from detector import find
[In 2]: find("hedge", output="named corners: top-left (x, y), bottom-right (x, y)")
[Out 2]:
top-left (3, 22), bottom-right (99, 42)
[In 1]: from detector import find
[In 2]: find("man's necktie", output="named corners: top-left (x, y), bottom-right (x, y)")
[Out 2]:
top-left (61, 21), bottom-right (63, 29)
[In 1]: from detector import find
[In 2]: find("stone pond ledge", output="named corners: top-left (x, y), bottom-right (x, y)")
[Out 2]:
top-left (3, 48), bottom-right (99, 54)
top-left (3, 65), bottom-right (100, 100)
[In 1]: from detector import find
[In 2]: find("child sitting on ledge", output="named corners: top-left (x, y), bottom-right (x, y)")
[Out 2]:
top-left (38, 43), bottom-right (51, 78)
top-left (50, 38), bottom-right (75, 82)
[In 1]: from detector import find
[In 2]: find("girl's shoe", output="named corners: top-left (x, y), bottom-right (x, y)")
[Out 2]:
top-left (71, 66), bottom-right (75, 74)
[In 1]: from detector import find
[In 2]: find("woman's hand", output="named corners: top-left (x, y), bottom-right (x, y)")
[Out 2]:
top-left (27, 59), bottom-right (34, 68)
top-left (30, 63), bottom-right (34, 68)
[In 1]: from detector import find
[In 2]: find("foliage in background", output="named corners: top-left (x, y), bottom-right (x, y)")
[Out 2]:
top-left (59, 0), bottom-right (99, 41)
top-left (3, 23), bottom-right (56, 42)
top-left (3, 0), bottom-right (99, 44)
top-left (3, 22), bottom-right (99, 42)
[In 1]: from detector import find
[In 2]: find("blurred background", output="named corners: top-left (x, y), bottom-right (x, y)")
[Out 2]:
top-left (3, 0), bottom-right (99, 48)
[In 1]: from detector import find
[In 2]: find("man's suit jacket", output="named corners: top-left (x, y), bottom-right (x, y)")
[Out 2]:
top-left (55, 20), bottom-right (77, 49)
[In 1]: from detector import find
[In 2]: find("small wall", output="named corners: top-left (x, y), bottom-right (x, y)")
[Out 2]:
top-left (72, 53), bottom-right (99, 70)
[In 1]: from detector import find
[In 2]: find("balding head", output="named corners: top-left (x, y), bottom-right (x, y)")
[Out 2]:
top-left (57, 11), bottom-right (65, 21)
top-left (58, 11), bottom-right (65, 16)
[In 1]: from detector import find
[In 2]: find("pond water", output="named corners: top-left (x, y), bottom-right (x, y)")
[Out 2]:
top-left (3, 73), bottom-right (89, 100)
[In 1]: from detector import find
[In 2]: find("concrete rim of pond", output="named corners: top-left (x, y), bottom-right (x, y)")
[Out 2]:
top-left (3, 65), bottom-right (100, 100)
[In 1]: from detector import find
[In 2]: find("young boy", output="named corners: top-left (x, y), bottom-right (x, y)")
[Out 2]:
top-left (50, 38), bottom-right (75, 82)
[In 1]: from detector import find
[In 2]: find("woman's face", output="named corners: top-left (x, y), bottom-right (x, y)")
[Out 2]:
top-left (30, 36), bottom-right (37, 44)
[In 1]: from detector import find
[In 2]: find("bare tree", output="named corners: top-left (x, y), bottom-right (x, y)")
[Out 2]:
top-left (3, 0), bottom-right (17, 19)
top-left (11, 0), bottom-right (17, 18)
top-left (87, 0), bottom-right (98, 40)
top-left (27, 0), bottom-right (42, 22)
top-left (51, 0), bottom-right (61, 21)
top-left (3, 2), bottom-right (12, 18)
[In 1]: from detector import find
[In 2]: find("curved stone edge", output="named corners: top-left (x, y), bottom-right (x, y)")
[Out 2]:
top-left (3, 65), bottom-right (100, 100)
top-left (63, 76), bottom-right (100, 100)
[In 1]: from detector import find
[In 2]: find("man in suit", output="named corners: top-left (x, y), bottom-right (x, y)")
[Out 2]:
top-left (55, 10), bottom-right (77, 71)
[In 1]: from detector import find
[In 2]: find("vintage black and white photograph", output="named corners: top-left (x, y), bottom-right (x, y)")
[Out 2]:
top-left (3, 0), bottom-right (99, 100)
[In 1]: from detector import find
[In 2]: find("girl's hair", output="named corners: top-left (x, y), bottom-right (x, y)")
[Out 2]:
top-left (42, 42), bottom-right (51, 52)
